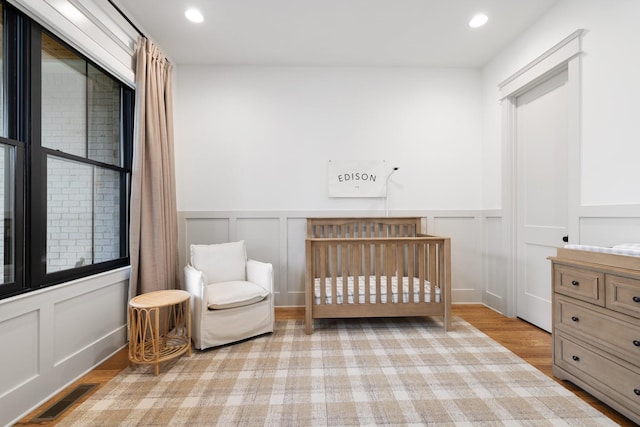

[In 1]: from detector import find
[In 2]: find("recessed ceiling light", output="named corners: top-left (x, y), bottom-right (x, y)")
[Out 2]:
top-left (185, 8), bottom-right (204, 23)
top-left (469, 13), bottom-right (488, 28)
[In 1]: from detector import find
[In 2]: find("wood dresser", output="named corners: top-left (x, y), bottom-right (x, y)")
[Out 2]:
top-left (549, 247), bottom-right (640, 424)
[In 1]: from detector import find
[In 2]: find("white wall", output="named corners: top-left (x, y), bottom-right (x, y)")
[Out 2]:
top-left (482, 0), bottom-right (640, 209)
top-left (174, 66), bottom-right (482, 212)
top-left (174, 66), bottom-right (487, 309)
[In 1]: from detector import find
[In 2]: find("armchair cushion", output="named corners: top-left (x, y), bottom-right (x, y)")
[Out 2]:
top-left (190, 241), bottom-right (247, 283)
top-left (207, 281), bottom-right (269, 310)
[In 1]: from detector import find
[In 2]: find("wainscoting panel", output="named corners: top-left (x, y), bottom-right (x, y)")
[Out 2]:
top-left (0, 267), bottom-right (130, 427)
top-left (185, 218), bottom-right (230, 245)
top-left (579, 215), bottom-right (640, 246)
top-left (53, 281), bottom-right (128, 365)
top-left (0, 310), bottom-right (39, 399)
top-left (237, 217), bottom-right (281, 265)
top-left (237, 217), bottom-right (282, 303)
top-left (285, 217), bottom-right (308, 307)
top-left (431, 214), bottom-right (483, 303)
top-left (483, 213), bottom-right (508, 314)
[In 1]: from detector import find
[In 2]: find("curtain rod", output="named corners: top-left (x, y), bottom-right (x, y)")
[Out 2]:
top-left (107, 0), bottom-right (145, 38)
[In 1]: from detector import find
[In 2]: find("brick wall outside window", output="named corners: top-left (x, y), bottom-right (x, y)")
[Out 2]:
top-left (42, 61), bottom-right (121, 273)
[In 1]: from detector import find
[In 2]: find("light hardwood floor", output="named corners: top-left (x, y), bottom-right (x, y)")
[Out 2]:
top-left (15, 305), bottom-right (637, 426)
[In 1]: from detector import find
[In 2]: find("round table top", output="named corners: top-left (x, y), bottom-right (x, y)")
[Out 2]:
top-left (129, 289), bottom-right (190, 308)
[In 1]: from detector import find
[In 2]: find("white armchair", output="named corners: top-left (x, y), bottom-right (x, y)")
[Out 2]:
top-left (184, 240), bottom-right (274, 350)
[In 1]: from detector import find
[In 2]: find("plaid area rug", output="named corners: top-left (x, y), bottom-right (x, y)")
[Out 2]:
top-left (58, 318), bottom-right (616, 426)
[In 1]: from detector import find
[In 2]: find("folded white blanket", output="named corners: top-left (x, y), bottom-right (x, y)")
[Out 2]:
top-left (564, 244), bottom-right (640, 257)
top-left (314, 276), bottom-right (440, 304)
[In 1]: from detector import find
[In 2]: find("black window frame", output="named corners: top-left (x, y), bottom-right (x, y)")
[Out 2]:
top-left (0, 1), bottom-right (133, 299)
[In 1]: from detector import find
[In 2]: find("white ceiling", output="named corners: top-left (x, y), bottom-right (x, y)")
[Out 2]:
top-left (114, 0), bottom-right (560, 68)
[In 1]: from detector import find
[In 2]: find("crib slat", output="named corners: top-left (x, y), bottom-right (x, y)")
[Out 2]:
top-left (419, 243), bottom-right (426, 304)
top-left (378, 242), bottom-right (384, 304)
top-left (385, 242), bottom-right (394, 304)
top-left (364, 242), bottom-right (371, 304)
top-left (350, 242), bottom-right (361, 304)
top-left (375, 243), bottom-right (382, 303)
top-left (408, 242), bottom-right (415, 303)
top-left (329, 243), bottom-right (337, 305)
top-left (319, 245), bottom-right (327, 305)
top-left (341, 242), bottom-right (348, 305)
top-left (430, 242), bottom-right (438, 304)
top-left (396, 243), bottom-right (402, 304)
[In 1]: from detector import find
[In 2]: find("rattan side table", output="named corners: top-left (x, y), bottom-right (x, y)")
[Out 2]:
top-left (128, 289), bottom-right (191, 375)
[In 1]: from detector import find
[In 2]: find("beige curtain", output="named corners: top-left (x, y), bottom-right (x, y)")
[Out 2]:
top-left (129, 37), bottom-right (178, 298)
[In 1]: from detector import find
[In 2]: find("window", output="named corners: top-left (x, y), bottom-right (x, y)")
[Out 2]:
top-left (0, 2), bottom-right (4, 137)
top-left (0, 2), bottom-right (24, 296)
top-left (0, 3), bottom-right (133, 299)
top-left (1, 144), bottom-right (15, 284)
top-left (0, 5), bottom-right (7, 283)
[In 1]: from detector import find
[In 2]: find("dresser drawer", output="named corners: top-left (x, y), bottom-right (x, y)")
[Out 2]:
top-left (554, 264), bottom-right (604, 306)
top-left (554, 333), bottom-right (640, 417)
top-left (555, 296), bottom-right (640, 362)
top-left (606, 274), bottom-right (640, 318)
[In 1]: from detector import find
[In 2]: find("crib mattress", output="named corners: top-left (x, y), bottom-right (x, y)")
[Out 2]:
top-left (564, 243), bottom-right (640, 257)
top-left (313, 276), bottom-right (440, 305)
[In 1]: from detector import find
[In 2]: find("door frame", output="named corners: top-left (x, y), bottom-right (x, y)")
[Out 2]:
top-left (499, 30), bottom-right (584, 317)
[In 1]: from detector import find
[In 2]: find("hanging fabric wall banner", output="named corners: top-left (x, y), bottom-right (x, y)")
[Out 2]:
top-left (328, 160), bottom-right (388, 197)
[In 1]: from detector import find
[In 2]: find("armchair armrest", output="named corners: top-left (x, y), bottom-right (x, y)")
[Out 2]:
top-left (184, 265), bottom-right (205, 297)
top-left (247, 259), bottom-right (273, 292)
top-left (184, 264), bottom-right (209, 350)
top-left (184, 265), bottom-right (207, 319)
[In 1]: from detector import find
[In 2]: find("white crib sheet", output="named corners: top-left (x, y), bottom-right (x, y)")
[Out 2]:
top-left (313, 276), bottom-right (440, 305)
top-left (564, 244), bottom-right (640, 257)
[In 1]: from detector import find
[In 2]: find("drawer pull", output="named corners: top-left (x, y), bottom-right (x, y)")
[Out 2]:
top-left (572, 355), bottom-right (580, 362)
top-left (633, 296), bottom-right (640, 303)
top-left (634, 340), bottom-right (640, 347)
top-left (571, 280), bottom-right (580, 286)
top-left (571, 316), bottom-right (579, 322)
